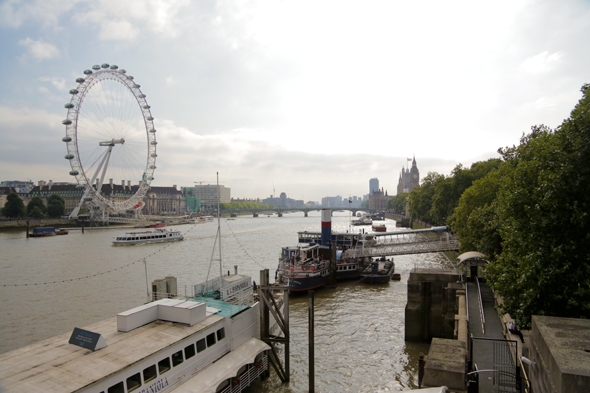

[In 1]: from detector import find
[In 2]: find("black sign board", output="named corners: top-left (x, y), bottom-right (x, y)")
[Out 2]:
top-left (68, 327), bottom-right (107, 351)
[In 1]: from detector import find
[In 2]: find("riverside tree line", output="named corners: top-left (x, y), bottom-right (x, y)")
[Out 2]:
top-left (389, 84), bottom-right (590, 328)
top-left (2, 194), bottom-right (65, 219)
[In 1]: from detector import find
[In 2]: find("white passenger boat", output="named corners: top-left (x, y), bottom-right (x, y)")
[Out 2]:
top-left (112, 228), bottom-right (184, 245)
top-left (0, 273), bottom-right (271, 393)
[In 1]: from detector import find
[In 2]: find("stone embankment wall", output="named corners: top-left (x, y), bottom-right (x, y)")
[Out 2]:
top-left (405, 267), bottom-right (462, 343)
top-left (0, 218), bottom-right (76, 229)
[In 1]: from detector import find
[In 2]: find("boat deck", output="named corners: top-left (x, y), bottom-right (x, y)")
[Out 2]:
top-left (0, 306), bottom-right (224, 392)
top-left (191, 291), bottom-right (249, 318)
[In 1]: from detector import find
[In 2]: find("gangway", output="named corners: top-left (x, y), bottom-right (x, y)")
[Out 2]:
top-left (341, 226), bottom-right (459, 259)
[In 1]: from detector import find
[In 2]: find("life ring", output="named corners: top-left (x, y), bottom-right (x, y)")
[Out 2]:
top-left (290, 266), bottom-right (294, 271)
top-left (310, 266), bottom-right (315, 272)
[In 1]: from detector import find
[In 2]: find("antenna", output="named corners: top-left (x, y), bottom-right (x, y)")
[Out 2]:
top-left (272, 182), bottom-right (275, 198)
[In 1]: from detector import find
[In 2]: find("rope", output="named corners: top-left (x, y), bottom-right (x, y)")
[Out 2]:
top-left (224, 219), bottom-right (267, 269)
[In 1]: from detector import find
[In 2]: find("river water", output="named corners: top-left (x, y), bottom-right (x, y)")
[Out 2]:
top-left (0, 211), bottom-right (450, 392)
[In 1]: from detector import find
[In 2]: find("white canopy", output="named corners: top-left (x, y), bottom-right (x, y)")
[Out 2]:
top-left (171, 337), bottom-right (270, 393)
top-left (457, 251), bottom-right (487, 264)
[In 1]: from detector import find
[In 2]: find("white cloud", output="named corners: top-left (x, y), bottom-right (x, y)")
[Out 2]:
top-left (18, 37), bottom-right (59, 60)
top-left (521, 51), bottom-right (564, 74)
top-left (98, 19), bottom-right (140, 42)
top-left (74, 0), bottom-right (189, 42)
top-left (0, 0), bottom-right (77, 29)
top-left (0, 106), bottom-right (62, 132)
top-left (39, 76), bottom-right (66, 91)
top-left (165, 76), bottom-right (177, 86)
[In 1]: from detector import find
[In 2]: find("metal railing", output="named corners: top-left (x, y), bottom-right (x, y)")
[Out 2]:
top-left (476, 277), bottom-right (485, 334)
top-left (219, 355), bottom-right (268, 393)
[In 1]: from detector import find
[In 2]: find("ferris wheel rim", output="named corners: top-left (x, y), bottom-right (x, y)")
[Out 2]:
top-left (62, 64), bottom-right (157, 213)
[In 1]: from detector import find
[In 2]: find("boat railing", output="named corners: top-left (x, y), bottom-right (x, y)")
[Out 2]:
top-left (218, 354), bottom-right (268, 393)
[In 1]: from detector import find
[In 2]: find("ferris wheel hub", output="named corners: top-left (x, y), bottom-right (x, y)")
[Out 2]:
top-left (99, 138), bottom-right (125, 146)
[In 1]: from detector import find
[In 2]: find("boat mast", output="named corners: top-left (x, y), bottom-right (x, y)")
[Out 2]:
top-left (216, 172), bottom-right (223, 282)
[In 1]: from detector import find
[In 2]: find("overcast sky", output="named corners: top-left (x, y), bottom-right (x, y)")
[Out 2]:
top-left (1, 0), bottom-right (589, 202)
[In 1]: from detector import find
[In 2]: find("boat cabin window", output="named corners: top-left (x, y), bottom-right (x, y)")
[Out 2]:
top-left (158, 357), bottom-right (171, 374)
top-left (196, 338), bottom-right (206, 352)
top-left (143, 364), bottom-right (157, 383)
top-left (107, 381), bottom-right (124, 393)
top-left (206, 332), bottom-right (216, 347)
top-left (126, 373), bottom-right (141, 392)
top-left (217, 327), bottom-right (225, 341)
top-left (185, 343), bottom-right (196, 359)
top-left (172, 350), bottom-right (184, 367)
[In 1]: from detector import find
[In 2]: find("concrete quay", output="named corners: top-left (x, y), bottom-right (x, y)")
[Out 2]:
top-left (405, 267), bottom-right (590, 393)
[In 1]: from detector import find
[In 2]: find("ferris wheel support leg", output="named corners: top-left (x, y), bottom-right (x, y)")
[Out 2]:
top-left (69, 192), bottom-right (87, 219)
top-left (88, 145), bottom-right (114, 194)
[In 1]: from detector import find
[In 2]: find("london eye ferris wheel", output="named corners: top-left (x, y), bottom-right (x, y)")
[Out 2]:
top-left (62, 63), bottom-right (157, 218)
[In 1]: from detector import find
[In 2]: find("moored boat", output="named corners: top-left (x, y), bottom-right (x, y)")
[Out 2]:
top-left (0, 272), bottom-right (271, 393)
top-left (148, 221), bottom-right (167, 228)
top-left (112, 228), bottom-right (184, 245)
top-left (372, 223), bottom-right (386, 232)
top-left (335, 250), bottom-right (362, 280)
top-left (360, 257), bottom-right (395, 284)
top-left (29, 227), bottom-right (68, 237)
top-left (352, 216), bottom-right (372, 226)
top-left (276, 244), bottom-right (331, 293)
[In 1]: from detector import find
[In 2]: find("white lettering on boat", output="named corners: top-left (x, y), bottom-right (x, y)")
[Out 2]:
top-left (139, 377), bottom-right (169, 393)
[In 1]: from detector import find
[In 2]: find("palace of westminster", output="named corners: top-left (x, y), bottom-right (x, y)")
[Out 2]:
top-left (0, 158), bottom-right (420, 216)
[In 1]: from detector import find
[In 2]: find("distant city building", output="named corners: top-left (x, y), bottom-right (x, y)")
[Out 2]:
top-left (182, 187), bottom-right (201, 212)
top-left (262, 192), bottom-right (304, 208)
top-left (193, 184), bottom-right (231, 211)
top-left (0, 180), bottom-right (34, 194)
top-left (397, 156), bottom-right (420, 194)
top-left (369, 178), bottom-right (379, 195)
top-left (144, 186), bottom-right (185, 215)
top-left (369, 187), bottom-right (388, 211)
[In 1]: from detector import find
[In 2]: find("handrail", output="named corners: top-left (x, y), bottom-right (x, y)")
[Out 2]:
top-left (476, 277), bottom-right (485, 334)
top-left (465, 279), bottom-right (470, 323)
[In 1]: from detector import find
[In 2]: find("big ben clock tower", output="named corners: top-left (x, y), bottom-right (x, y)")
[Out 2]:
top-left (409, 156), bottom-right (420, 190)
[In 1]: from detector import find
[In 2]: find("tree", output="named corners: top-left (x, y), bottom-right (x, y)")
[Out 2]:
top-left (28, 206), bottom-right (45, 218)
top-left (430, 160), bottom-right (503, 225)
top-left (47, 194), bottom-right (66, 218)
top-left (2, 192), bottom-right (26, 218)
top-left (387, 192), bottom-right (408, 213)
top-left (408, 172), bottom-right (444, 223)
top-left (450, 169), bottom-right (503, 259)
top-left (27, 196), bottom-right (47, 217)
top-left (488, 84), bottom-right (590, 328)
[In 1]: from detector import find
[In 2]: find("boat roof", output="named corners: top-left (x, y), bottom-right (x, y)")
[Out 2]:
top-left (0, 307), bottom-right (224, 393)
top-left (172, 337), bottom-right (270, 393)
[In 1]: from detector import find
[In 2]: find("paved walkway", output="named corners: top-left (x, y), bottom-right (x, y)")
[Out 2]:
top-left (467, 281), bottom-right (526, 393)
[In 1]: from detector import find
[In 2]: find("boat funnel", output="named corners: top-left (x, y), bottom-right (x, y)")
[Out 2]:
top-left (321, 208), bottom-right (332, 246)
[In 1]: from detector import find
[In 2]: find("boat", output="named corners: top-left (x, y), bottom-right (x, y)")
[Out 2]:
top-left (276, 243), bottom-right (331, 293)
top-left (148, 221), bottom-right (167, 228)
top-left (372, 223), bottom-right (386, 232)
top-left (0, 272), bottom-right (272, 393)
top-left (29, 227), bottom-right (68, 237)
top-left (391, 273), bottom-right (401, 281)
top-left (112, 228), bottom-right (184, 245)
top-left (335, 250), bottom-right (362, 280)
top-left (188, 216), bottom-right (207, 224)
top-left (352, 216), bottom-right (372, 226)
top-left (360, 257), bottom-right (395, 284)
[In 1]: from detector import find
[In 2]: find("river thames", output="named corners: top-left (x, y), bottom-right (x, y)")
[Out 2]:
top-left (0, 211), bottom-right (451, 392)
